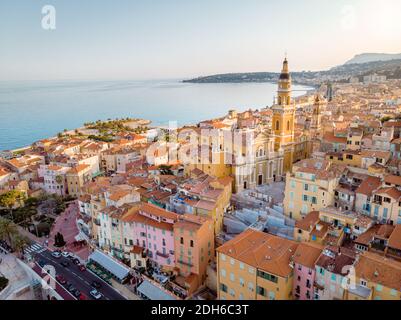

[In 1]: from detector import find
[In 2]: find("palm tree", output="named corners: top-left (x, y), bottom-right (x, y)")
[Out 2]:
top-left (12, 234), bottom-right (28, 258)
top-left (0, 218), bottom-right (18, 247)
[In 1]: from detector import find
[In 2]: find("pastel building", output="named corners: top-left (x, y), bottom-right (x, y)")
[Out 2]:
top-left (173, 214), bottom-right (214, 293)
top-left (292, 243), bottom-right (323, 300)
top-left (314, 247), bottom-right (355, 300)
top-left (217, 229), bottom-right (298, 300)
top-left (130, 203), bottom-right (178, 268)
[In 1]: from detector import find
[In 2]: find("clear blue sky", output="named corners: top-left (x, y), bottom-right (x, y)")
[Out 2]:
top-left (1, 0), bottom-right (400, 80)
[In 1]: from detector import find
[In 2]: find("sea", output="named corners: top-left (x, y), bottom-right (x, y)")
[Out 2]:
top-left (0, 79), bottom-right (312, 151)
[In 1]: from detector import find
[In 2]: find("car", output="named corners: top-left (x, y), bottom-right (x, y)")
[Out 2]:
top-left (56, 275), bottom-right (67, 285)
top-left (38, 260), bottom-right (46, 268)
top-left (67, 286), bottom-right (77, 293)
top-left (61, 251), bottom-right (71, 258)
top-left (91, 281), bottom-right (102, 289)
top-left (90, 289), bottom-right (103, 300)
top-left (79, 293), bottom-right (87, 300)
top-left (72, 258), bottom-right (80, 265)
top-left (51, 251), bottom-right (62, 258)
top-left (78, 264), bottom-right (86, 272)
top-left (72, 289), bottom-right (81, 298)
top-left (61, 261), bottom-right (70, 268)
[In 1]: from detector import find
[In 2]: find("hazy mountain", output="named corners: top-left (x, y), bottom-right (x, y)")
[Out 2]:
top-left (344, 53), bottom-right (401, 65)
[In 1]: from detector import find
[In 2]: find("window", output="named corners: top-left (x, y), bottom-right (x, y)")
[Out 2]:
top-left (239, 277), bottom-right (245, 287)
top-left (249, 267), bottom-right (254, 274)
top-left (257, 270), bottom-right (278, 283)
top-left (230, 273), bottom-right (235, 282)
top-left (390, 289), bottom-right (397, 296)
top-left (221, 269), bottom-right (226, 278)
top-left (230, 258), bottom-right (235, 266)
top-left (304, 184), bottom-right (309, 191)
top-left (220, 283), bottom-right (228, 293)
top-left (257, 286), bottom-right (267, 297)
top-left (276, 121), bottom-right (280, 131)
top-left (239, 262), bottom-right (244, 270)
top-left (180, 237), bottom-right (184, 245)
top-left (331, 274), bottom-right (336, 282)
top-left (190, 240), bottom-right (194, 247)
top-left (221, 254), bottom-right (226, 261)
top-left (248, 282), bottom-right (254, 292)
top-left (376, 284), bottom-right (383, 292)
top-left (229, 289), bottom-right (235, 297)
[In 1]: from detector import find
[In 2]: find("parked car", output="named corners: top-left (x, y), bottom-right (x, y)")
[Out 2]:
top-left (78, 264), bottom-right (86, 272)
top-left (38, 260), bottom-right (46, 268)
top-left (91, 281), bottom-right (102, 289)
top-left (61, 251), bottom-right (72, 258)
top-left (67, 285), bottom-right (76, 293)
top-left (90, 289), bottom-right (103, 300)
top-left (72, 289), bottom-right (81, 298)
top-left (61, 261), bottom-right (70, 268)
top-left (56, 275), bottom-right (67, 285)
top-left (72, 258), bottom-right (80, 265)
top-left (51, 251), bottom-right (62, 258)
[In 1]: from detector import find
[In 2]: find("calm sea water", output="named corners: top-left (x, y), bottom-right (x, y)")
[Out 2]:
top-left (0, 80), bottom-right (311, 151)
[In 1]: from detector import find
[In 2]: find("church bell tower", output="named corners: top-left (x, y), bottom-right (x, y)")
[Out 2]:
top-left (271, 58), bottom-right (295, 173)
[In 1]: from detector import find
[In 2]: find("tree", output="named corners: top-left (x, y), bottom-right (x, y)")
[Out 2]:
top-left (12, 234), bottom-right (28, 257)
top-left (0, 190), bottom-right (25, 220)
top-left (0, 218), bottom-right (18, 247)
top-left (54, 232), bottom-right (66, 247)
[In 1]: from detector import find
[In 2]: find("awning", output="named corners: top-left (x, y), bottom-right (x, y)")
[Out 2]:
top-left (137, 280), bottom-right (177, 300)
top-left (89, 250), bottom-right (130, 280)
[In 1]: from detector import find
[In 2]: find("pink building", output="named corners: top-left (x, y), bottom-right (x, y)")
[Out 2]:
top-left (292, 243), bottom-right (323, 300)
top-left (128, 203), bottom-right (178, 268)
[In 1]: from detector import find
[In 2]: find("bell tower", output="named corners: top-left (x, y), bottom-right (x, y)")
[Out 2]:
top-left (272, 57), bottom-right (295, 149)
top-left (271, 57), bottom-right (295, 174)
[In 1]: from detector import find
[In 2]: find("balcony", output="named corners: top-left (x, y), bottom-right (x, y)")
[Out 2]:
top-left (156, 251), bottom-right (170, 259)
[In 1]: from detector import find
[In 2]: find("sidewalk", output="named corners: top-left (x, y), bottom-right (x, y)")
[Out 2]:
top-left (47, 201), bottom-right (90, 260)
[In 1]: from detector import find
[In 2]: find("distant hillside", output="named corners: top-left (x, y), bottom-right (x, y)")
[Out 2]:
top-left (184, 56), bottom-right (401, 85)
top-left (344, 53), bottom-right (401, 65)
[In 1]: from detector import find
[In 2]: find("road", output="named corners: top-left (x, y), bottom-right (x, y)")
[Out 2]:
top-left (32, 249), bottom-right (126, 300)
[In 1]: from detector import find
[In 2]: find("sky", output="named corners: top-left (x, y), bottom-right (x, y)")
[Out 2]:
top-left (1, 0), bottom-right (401, 81)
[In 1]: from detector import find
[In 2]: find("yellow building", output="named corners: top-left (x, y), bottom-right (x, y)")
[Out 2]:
top-left (66, 164), bottom-right (91, 198)
top-left (216, 229), bottom-right (297, 300)
top-left (283, 158), bottom-right (347, 221)
top-left (272, 58), bottom-right (296, 173)
top-left (325, 150), bottom-right (362, 168)
top-left (346, 251), bottom-right (401, 300)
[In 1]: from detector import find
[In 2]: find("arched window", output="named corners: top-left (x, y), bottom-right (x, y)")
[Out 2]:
top-left (287, 121), bottom-right (290, 131)
top-left (287, 97), bottom-right (290, 105)
top-left (278, 97), bottom-right (281, 105)
top-left (259, 149), bottom-right (263, 157)
top-left (276, 121), bottom-right (280, 131)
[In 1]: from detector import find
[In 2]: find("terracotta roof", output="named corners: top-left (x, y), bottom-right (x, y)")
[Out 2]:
top-left (374, 187), bottom-right (401, 200)
top-left (355, 252), bottom-right (401, 290)
top-left (295, 211), bottom-right (319, 231)
top-left (108, 190), bottom-right (131, 202)
top-left (139, 202), bottom-right (179, 221)
top-left (355, 176), bottom-right (382, 197)
top-left (388, 225), bottom-right (401, 251)
top-left (315, 247), bottom-right (355, 276)
top-left (292, 243), bottom-right (324, 269)
top-left (67, 164), bottom-right (90, 174)
top-left (361, 150), bottom-right (391, 159)
top-left (323, 133), bottom-right (347, 144)
top-left (217, 229), bottom-right (298, 278)
top-left (384, 175), bottom-right (401, 186)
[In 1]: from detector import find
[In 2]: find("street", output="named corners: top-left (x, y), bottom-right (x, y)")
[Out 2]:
top-left (33, 249), bottom-right (126, 301)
